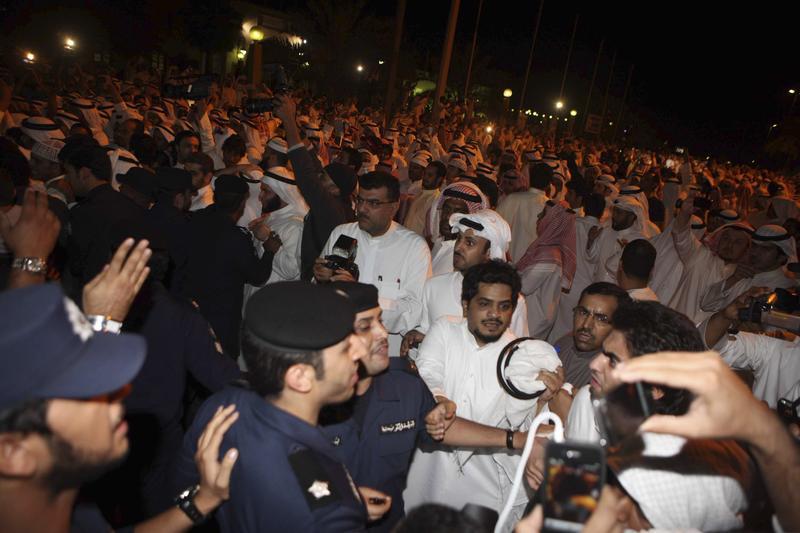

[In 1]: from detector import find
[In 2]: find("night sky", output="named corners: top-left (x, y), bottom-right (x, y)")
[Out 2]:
top-left (3, 0), bottom-right (798, 160)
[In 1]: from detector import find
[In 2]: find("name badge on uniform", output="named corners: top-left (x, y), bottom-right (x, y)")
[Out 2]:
top-left (380, 419), bottom-right (416, 434)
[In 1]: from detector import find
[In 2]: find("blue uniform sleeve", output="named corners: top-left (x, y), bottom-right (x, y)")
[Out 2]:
top-left (182, 305), bottom-right (242, 391)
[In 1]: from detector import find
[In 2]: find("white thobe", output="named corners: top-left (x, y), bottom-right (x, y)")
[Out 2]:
top-left (701, 321), bottom-right (800, 408)
top-left (627, 286), bottom-right (659, 301)
top-left (565, 385), bottom-right (601, 443)
top-left (430, 239), bottom-right (455, 276)
top-left (700, 267), bottom-right (796, 314)
top-left (549, 216), bottom-right (599, 343)
top-left (668, 227), bottom-right (735, 324)
top-left (322, 222), bottom-right (431, 357)
top-left (589, 223), bottom-right (646, 283)
top-left (404, 189), bottom-right (440, 237)
top-left (265, 206), bottom-right (304, 283)
top-left (190, 185), bottom-right (214, 211)
top-left (649, 220), bottom-right (687, 304)
top-left (416, 271), bottom-right (529, 337)
top-left (404, 318), bottom-right (533, 522)
top-left (521, 263), bottom-right (562, 340)
top-left (497, 188), bottom-right (549, 263)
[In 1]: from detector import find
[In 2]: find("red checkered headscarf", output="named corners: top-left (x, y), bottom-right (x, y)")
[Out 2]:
top-left (516, 203), bottom-right (577, 289)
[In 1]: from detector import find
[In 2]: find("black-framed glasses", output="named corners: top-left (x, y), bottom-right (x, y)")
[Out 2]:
top-left (572, 306), bottom-right (611, 324)
top-left (354, 196), bottom-right (397, 208)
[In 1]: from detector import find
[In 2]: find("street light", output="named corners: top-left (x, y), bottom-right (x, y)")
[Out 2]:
top-left (486, 125), bottom-right (493, 133)
top-left (569, 109), bottom-right (577, 117)
top-left (378, 59), bottom-right (385, 65)
top-left (555, 101), bottom-right (564, 109)
top-left (24, 51), bottom-right (35, 64)
top-left (302, 38), bottom-right (307, 44)
top-left (790, 89), bottom-right (796, 95)
top-left (356, 64), bottom-right (364, 72)
top-left (503, 88), bottom-right (513, 98)
top-left (237, 49), bottom-right (247, 60)
top-left (249, 25), bottom-right (266, 42)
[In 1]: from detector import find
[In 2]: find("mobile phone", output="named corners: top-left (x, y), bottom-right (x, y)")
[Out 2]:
top-left (542, 441), bottom-right (605, 532)
top-left (592, 381), bottom-right (653, 448)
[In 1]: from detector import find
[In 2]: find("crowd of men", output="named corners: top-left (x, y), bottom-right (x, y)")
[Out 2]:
top-left (0, 57), bottom-right (799, 533)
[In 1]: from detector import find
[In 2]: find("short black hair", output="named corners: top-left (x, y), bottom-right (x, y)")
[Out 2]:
top-left (65, 145), bottom-right (112, 182)
top-left (583, 192), bottom-right (606, 219)
top-left (393, 504), bottom-right (487, 533)
top-left (129, 133), bottom-right (159, 168)
top-left (580, 282), bottom-right (632, 306)
top-left (174, 129), bottom-right (200, 146)
top-left (58, 134), bottom-right (99, 164)
top-left (0, 397), bottom-right (51, 436)
top-left (461, 259), bottom-right (521, 309)
top-left (620, 239), bottom-right (657, 281)
top-left (213, 191), bottom-right (246, 214)
top-left (185, 152), bottom-right (215, 176)
top-left (612, 301), bottom-right (704, 416)
top-left (241, 328), bottom-right (324, 397)
top-left (428, 160), bottom-right (447, 179)
top-left (358, 171), bottom-right (400, 202)
top-left (342, 147), bottom-right (363, 172)
top-left (529, 163), bottom-right (553, 191)
top-left (222, 134), bottom-right (247, 158)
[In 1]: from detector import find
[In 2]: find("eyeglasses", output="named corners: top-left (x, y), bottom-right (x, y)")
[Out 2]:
top-left (354, 196), bottom-right (397, 208)
top-left (573, 306), bottom-right (611, 324)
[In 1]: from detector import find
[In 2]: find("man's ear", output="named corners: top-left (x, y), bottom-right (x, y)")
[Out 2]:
top-left (0, 433), bottom-right (42, 479)
top-left (283, 364), bottom-right (316, 394)
top-left (78, 166), bottom-right (92, 184)
top-left (461, 299), bottom-right (469, 316)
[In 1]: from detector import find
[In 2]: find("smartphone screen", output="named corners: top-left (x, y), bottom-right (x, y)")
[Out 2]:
top-left (542, 442), bottom-right (605, 532)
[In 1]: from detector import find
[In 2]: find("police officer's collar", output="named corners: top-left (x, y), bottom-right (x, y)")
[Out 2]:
top-left (372, 367), bottom-right (403, 402)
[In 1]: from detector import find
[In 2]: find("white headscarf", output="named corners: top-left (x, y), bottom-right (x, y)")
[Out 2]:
top-left (612, 195), bottom-right (653, 237)
top-left (448, 209), bottom-right (511, 260)
top-left (262, 166), bottom-right (309, 218)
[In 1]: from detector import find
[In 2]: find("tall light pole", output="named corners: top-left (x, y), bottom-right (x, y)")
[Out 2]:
top-left (789, 88), bottom-right (798, 117)
top-left (384, 0), bottom-right (407, 127)
top-left (249, 25), bottom-right (266, 86)
top-left (518, 0), bottom-right (545, 118)
top-left (598, 50), bottom-right (616, 137)
top-left (558, 13), bottom-right (580, 101)
top-left (463, 0), bottom-right (484, 100)
top-left (582, 38), bottom-right (604, 134)
top-left (431, 0), bottom-right (461, 124)
top-left (613, 64), bottom-right (634, 140)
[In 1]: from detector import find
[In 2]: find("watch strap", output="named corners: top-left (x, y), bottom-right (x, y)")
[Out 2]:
top-left (85, 315), bottom-right (123, 334)
top-left (11, 256), bottom-right (47, 274)
top-left (174, 485), bottom-right (206, 524)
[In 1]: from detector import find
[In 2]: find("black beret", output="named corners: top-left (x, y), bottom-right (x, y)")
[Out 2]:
top-left (214, 174), bottom-right (249, 195)
top-left (244, 281), bottom-right (355, 350)
top-left (155, 167), bottom-right (193, 192)
top-left (329, 282), bottom-right (379, 313)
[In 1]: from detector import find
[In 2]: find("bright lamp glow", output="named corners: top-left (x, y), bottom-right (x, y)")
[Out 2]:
top-left (555, 101), bottom-right (564, 109)
top-left (24, 51), bottom-right (35, 63)
top-left (502, 88), bottom-right (513, 98)
top-left (790, 89), bottom-right (796, 94)
top-left (569, 109), bottom-right (577, 117)
top-left (356, 64), bottom-right (364, 72)
top-left (486, 125), bottom-right (493, 133)
top-left (237, 49), bottom-right (247, 60)
top-left (249, 26), bottom-right (266, 42)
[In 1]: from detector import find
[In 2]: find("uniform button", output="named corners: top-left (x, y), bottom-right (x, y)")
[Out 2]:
top-left (332, 436), bottom-right (342, 446)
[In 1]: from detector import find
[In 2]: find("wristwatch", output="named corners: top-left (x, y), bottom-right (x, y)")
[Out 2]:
top-left (85, 315), bottom-right (123, 334)
top-left (174, 485), bottom-right (207, 524)
top-left (11, 257), bottom-right (47, 274)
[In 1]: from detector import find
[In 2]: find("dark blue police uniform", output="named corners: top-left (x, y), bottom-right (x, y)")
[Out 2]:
top-left (321, 358), bottom-right (437, 531)
top-left (172, 385), bottom-right (368, 532)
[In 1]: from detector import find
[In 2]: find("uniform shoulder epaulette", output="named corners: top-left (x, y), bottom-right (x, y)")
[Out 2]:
top-left (287, 448), bottom-right (341, 510)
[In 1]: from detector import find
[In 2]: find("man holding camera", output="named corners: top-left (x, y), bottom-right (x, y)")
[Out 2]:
top-left (701, 288), bottom-right (800, 408)
top-left (313, 171), bottom-right (431, 358)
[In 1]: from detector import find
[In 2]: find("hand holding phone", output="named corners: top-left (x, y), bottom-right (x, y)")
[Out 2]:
top-left (542, 441), bottom-right (605, 532)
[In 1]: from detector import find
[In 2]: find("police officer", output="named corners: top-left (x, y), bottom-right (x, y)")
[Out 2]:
top-left (180, 174), bottom-right (282, 356)
top-left (321, 282), bottom-right (437, 532)
top-left (171, 282), bottom-right (391, 532)
top-left (149, 167), bottom-right (193, 293)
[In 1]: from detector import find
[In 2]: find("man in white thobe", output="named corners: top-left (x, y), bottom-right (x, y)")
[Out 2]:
top-left (668, 196), bottom-right (753, 324)
top-left (261, 166), bottom-right (308, 283)
top-left (315, 171), bottom-right (431, 357)
top-left (400, 210), bottom-right (528, 357)
top-left (588, 196), bottom-right (649, 283)
top-left (649, 215), bottom-right (706, 304)
top-left (701, 293), bottom-right (800, 408)
top-left (405, 261), bottom-right (557, 523)
top-left (497, 163), bottom-right (551, 263)
top-left (699, 224), bottom-right (796, 314)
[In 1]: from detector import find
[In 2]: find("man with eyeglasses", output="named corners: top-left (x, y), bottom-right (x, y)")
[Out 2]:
top-left (314, 171), bottom-right (432, 357)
